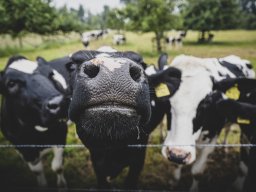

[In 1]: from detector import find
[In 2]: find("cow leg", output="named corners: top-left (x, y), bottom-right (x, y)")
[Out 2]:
top-left (244, 144), bottom-right (256, 192)
top-left (51, 147), bottom-right (67, 189)
top-left (168, 164), bottom-right (183, 188)
top-left (125, 148), bottom-right (147, 189)
top-left (231, 133), bottom-right (249, 191)
top-left (28, 160), bottom-right (47, 187)
top-left (190, 136), bottom-right (218, 192)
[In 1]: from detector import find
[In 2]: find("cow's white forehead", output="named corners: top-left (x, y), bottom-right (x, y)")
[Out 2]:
top-left (97, 46), bottom-right (117, 52)
top-left (91, 56), bottom-right (130, 72)
top-left (8, 59), bottom-right (38, 74)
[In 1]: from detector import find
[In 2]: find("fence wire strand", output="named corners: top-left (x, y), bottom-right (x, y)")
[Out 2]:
top-left (0, 143), bottom-right (255, 148)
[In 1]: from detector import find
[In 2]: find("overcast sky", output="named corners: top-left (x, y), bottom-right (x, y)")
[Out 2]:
top-left (52, 0), bottom-right (122, 14)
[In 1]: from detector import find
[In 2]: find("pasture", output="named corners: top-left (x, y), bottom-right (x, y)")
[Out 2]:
top-left (0, 30), bottom-right (256, 191)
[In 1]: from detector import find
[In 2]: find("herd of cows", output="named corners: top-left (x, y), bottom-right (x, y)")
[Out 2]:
top-left (0, 44), bottom-right (256, 192)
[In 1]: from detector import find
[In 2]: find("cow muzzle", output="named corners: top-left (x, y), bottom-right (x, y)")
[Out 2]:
top-left (45, 95), bottom-right (63, 114)
top-left (166, 147), bottom-right (192, 165)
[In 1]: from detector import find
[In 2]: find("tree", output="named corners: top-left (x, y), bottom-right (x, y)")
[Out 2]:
top-left (106, 8), bottom-right (126, 32)
top-left (0, 0), bottom-right (58, 47)
top-left (77, 4), bottom-right (85, 21)
top-left (239, 0), bottom-right (256, 29)
top-left (183, 0), bottom-right (240, 42)
top-left (123, 0), bottom-right (180, 52)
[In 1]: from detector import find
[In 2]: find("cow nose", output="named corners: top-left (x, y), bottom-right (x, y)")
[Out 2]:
top-left (46, 95), bottom-right (63, 114)
top-left (129, 64), bottom-right (142, 82)
top-left (167, 147), bottom-right (191, 164)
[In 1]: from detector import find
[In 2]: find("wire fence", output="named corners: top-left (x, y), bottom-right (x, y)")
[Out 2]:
top-left (0, 143), bottom-right (255, 148)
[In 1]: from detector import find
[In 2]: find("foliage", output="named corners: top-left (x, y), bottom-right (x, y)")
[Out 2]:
top-left (240, 0), bottom-right (256, 29)
top-left (106, 8), bottom-right (126, 32)
top-left (0, 0), bottom-right (85, 47)
top-left (122, 0), bottom-right (181, 52)
top-left (182, 0), bottom-right (241, 42)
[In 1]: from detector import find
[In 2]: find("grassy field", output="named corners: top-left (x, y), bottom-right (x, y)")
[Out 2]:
top-left (0, 30), bottom-right (255, 191)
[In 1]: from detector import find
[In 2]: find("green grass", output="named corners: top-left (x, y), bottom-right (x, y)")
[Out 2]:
top-left (0, 30), bottom-right (255, 190)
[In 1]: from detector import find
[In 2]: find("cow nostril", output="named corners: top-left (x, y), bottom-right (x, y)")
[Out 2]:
top-left (47, 103), bottom-right (59, 110)
top-left (84, 64), bottom-right (100, 78)
top-left (129, 66), bottom-right (141, 82)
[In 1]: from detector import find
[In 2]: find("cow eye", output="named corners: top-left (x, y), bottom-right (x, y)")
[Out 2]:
top-left (6, 80), bottom-right (19, 93)
top-left (7, 80), bottom-right (16, 88)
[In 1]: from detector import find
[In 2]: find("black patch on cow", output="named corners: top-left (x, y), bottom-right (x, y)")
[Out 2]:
top-left (193, 91), bottom-right (226, 138)
top-left (71, 50), bottom-right (146, 68)
top-left (218, 59), bottom-right (245, 77)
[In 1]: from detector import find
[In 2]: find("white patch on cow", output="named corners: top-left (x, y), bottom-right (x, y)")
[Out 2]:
top-left (35, 125), bottom-right (48, 132)
top-left (145, 65), bottom-right (157, 75)
top-left (151, 100), bottom-right (156, 107)
top-left (97, 46), bottom-right (117, 52)
top-left (96, 53), bottom-right (111, 58)
top-left (28, 161), bottom-right (47, 187)
top-left (92, 57), bottom-right (129, 72)
top-left (52, 70), bottom-right (67, 89)
top-left (51, 147), bottom-right (67, 188)
top-left (9, 59), bottom-right (38, 74)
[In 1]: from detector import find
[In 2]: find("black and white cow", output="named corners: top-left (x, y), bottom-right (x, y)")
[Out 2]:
top-left (113, 34), bottom-right (126, 45)
top-left (0, 56), bottom-right (69, 189)
top-left (202, 78), bottom-right (256, 192)
top-left (67, 50), bottom-right (181, 189)
top-left (160, 54), bottom-right (255, 191)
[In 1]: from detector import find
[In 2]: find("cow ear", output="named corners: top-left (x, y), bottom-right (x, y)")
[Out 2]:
top-left (213, 78), bottom-right (256, 100)
top-left (65, 62), bottom-right (77, 72)
top-left (70, 50), bottom-right (98, 65)
top-left (158, 53), bottom-right (168, 70)
top-left (36, 56), bottom-right (48, 65)
top-left (148, 67), bottom-right (181, 98)
top-left (216, 99), bottom-right (255, 124)
top-left (121, 51), bottom-right (147, 69)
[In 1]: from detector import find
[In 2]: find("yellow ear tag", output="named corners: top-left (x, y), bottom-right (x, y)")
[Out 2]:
top-left (225, 84), bottom-right (240, 100)
top-left (237, 117), bottom-right (250, 124)
top-left (155, 83), bottom-right (171, 98)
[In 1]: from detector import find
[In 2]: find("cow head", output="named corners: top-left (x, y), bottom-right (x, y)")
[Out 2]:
top-left (68, 50), bottom-right (151, 146)
top-left (161, 55), bottom-right (254, 165)
top-left (0, 56), bottom-right (68, 127)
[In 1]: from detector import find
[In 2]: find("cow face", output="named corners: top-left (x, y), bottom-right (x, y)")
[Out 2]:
top-left (162, 70), bottom-right (213, 164)
top-left (161, 54), bottom-right (255, 165)
top-left (68, 51), bottom-right (151, 146)
top-left (0, 56), bottom-right (68, 127)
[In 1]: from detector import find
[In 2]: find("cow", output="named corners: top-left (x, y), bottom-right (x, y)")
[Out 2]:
top-left (160, 54), bottom-right (255, 191)
top-left (113, 34), bottom-right (126, 45)
top-left (201, 78), bottom-right (256, 192)
top-left (0, 56), bottom-right (69, 189)
top-left (67, 49), bottom-right (181, 189)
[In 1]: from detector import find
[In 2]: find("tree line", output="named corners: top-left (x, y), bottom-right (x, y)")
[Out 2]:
top-left (0, 0), bottom-right (255, 51)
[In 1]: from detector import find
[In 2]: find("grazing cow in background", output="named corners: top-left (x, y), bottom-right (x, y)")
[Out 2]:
top-left (0, 56), bottom-right (69, 189)
top-left (113, 34), bottom-right (126, 45)
top-left (161, 54), bottom-right (255, 191)
top-left (81, 34), bottom-right (90, 48)
top-left (67, 50), bottom-right (181, 189)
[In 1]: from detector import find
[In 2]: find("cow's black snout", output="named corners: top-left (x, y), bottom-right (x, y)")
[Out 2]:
top-left (129, 64), bottom-right (142, 82)
top-left (46, 95), bottom-right (63, 114)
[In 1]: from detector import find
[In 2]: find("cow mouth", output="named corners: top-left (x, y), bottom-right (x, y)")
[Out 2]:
top-left (85, 102), bottom-right (137, 114)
